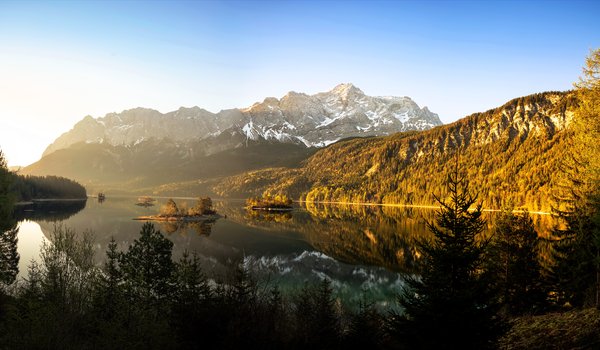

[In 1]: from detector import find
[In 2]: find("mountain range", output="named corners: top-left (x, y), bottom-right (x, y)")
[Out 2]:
top-left (213, 91), bottom-right (577, 211)
top-left (42, 83), bottom-right (441, 157)
top-left (23, 85), bottom-right (578, 211)
top-left (24, 84), bottom-right (441, 191)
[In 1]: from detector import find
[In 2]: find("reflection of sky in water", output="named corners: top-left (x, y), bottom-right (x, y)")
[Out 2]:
top-left (16, 220), bottom-right (46, 276)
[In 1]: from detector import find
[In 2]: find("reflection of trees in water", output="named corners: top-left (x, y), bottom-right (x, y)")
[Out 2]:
top-left (301, 203), bottom-right (433, 273)
top-left (13, 200), bottom-right (87, 222)
top-left (0, 214), bottom-right (18, 286)
top-left (158, 220), bottom-right (215, 236)
top-left (246, 210), bottom-right (293, 223)
top-left (225, 202), bottom-right (434, 273)
top-left (234, 202), bottom-right (562, 274)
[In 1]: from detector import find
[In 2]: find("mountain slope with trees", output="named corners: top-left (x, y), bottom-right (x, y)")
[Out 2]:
top-left (22, 138), bottom-right (316, 192)
top-left (216, 91), bottom-right (577, 212)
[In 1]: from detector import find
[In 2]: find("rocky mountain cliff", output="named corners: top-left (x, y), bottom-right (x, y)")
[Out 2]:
top-left (213, 91), bottom-right (579, 212)
top-left (43, 83), bottom-right (441, 157)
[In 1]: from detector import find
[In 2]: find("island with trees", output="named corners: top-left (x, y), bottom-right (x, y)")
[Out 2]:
top-left (246, 193), bottom-right (293, 211)
top-left (134, 197), bottom-right (220, 222)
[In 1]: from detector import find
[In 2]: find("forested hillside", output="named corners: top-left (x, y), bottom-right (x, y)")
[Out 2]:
top-left (23, 138), bottom-right (315, 192)
top-left (215, 91), bottom-right (578, 212)
top-left (10, 175), bottom-right (87, 201)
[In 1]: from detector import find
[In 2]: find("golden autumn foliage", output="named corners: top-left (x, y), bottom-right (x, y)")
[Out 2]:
top-left (218, 91), bottom-right (579, 212)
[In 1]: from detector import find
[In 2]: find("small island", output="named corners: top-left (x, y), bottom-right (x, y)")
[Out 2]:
top-left (134, 197), bottom-right (221, 221)
top-left (135, 196), bottom-right (156, 207)
top-left (246, 194), bottom-right (293, 212)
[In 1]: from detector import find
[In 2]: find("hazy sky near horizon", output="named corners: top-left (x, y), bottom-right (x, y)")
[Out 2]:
top-left (0, 0), bottom-right (598, 166)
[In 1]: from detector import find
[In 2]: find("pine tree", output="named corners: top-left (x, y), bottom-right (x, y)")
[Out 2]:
top-left (394, 163), bottom-right (505, 349)
top-left (119, 222), bottom-right (175, 304)
top-left (294, 279), bottom-right (340, 348)
top-left (551, 49), bottom-right (600, 308)
top-left (0, 149), bottom-right (18, 288)
top-left (488, 210), bottom-right (547, 315)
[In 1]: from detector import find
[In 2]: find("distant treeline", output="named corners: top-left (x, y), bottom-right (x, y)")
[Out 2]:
top-left (9, 174), bottom-right (87, 201)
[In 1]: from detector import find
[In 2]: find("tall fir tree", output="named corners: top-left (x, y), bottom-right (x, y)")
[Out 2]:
top-left (119, 222), bottom-right (175, 305)
top-left (551, 49), bottom-right (600, 308)
top-left (0, 149), bottom-right (18, 288)
top-left (487, 210), bottom-right (547, 315)
top-left (393, 161), bottom-right (505, 349)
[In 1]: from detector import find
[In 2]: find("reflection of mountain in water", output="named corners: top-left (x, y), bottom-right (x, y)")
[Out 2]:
top-left (14, 200), bottom-right (87, 222)
top-left (220, 201), bottom-right (559, 274)
top-left (32, 198), bottom-right (317, 282)
top-left (219, 202), bottom-right (431, 273)
top-left (243, 251), bottom-right (405, 309)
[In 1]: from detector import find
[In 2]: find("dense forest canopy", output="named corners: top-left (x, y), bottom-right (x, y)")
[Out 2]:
top-left (9, 174), bottom-right (87, 202)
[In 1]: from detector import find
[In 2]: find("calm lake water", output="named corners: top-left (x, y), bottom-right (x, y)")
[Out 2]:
top-left (14, 197), bottom-right (557, 308)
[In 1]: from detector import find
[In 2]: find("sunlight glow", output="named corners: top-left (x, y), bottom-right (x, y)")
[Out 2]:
top-left (0, 0), bottom-right (597, 166)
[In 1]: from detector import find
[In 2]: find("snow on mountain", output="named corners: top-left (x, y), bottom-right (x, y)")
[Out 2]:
top-left (43, 83), bottom-right (442, 157)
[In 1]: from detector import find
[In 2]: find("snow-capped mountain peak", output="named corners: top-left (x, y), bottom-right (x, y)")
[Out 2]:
top-left (43, 84), bottom-right (442, 157)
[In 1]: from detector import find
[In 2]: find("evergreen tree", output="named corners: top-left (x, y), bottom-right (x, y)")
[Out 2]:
top-left (0, 227), bottom-right (18, 288)
top-left (0, 149), bottom-right (18, 288)
top-left (488, 210), bottom-right (547, 315)
top-left (0, 149), bottom-right (18, 337)
top-left (294, 279), bottom-right (340, 348)
top-left (119, 222), bottom-right (175, 304)
top-left (171, 250), bottom-right (212, 348)
top-left (551, 49), bottom-right (600, 308)
top-left (343, 294), bottom-right (384, 349)
top-left (394, 164), bottom-right (505, 349)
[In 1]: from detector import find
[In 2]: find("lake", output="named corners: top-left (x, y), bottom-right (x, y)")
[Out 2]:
top-left (14, 197), bottom-right (557, 308)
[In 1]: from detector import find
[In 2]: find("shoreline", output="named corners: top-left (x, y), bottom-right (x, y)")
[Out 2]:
top-left (298, 200), bottom-right (553, 216)
top-left (15, 198), bottom-right (88, 206)
top-left (250, 206), bottom-right (293, 212)
top-left (133, 214), bottom-right (222, 222)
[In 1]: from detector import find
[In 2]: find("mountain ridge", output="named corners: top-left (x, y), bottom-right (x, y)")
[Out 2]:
top-left (43, 83), bottom-right (441, 157)
top-left (212, 91), bottom-right (578, 212)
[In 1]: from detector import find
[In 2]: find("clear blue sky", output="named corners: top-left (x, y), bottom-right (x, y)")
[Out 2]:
top-left (0, 0), bottom-right (598, 166)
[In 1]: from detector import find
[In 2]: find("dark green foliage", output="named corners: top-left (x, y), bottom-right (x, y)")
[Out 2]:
top-left (171, 250), bottom-right (213, 349)
top-left (119, 222), bottom-right (175, 304)
top-left (487, 210), bottom-right (548, 315)
top-left (343, 295), bottom-right (385, 349)
top-left (550, 200), bottom-right (600, 308)
top-left (9, 174), bottom-right (87, 201)
top-left (0, 149), bottom-right (19, 336)
top-left (395, 167), bottom-right (505, 349)
top-left (0, 227), bottom-right (18, 287)
top-left (1, 225), bottom-right (97, 349)
top-left (293, 279), bottom-right (341, 349)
